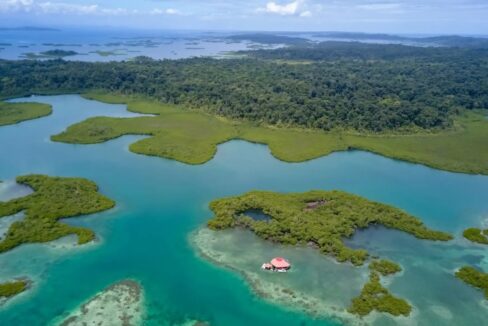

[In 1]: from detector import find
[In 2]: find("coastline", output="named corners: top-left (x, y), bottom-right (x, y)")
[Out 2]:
top-left (47, 92), bottom-right (488, 175)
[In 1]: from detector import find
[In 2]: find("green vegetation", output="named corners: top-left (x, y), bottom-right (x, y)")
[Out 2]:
top-left (21, 49), bottom-right (78, 59)
top-left (369, 259), bottom-right (402, 276)
top-left (90, 50), bottom-right (127, 57)
top-left (0, 279), bottom-right (28, 298)
top-left (51, 93), bottom-right (488, 174)
top-left (348, 272), bottom-right (412, 317)
top-left (2, 42), bottom-right (488, 173)
top-left (206, 190), bottom-right (451, 266)
top-left (0, 102), bottom-right (52, 126)
top-left (2, 42), bottom-right (488, 133)
top-left (463, 228), bottom-right (488, 245)
top-left (226, 33), bottom-right (310, 45)
top-left (0, 175), bottom-right (115, 253)
top-left (310, 32), bottom-right (488, 48)
top-left (455, 266), bottom-right (488, 299)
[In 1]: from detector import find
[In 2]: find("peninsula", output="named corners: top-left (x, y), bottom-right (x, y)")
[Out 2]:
top-left (1, 41), bottom-right (487, 174)
top-left (0, 102), bottom-right (52, 126)
top-left (50, 92), bottom-right (488, 175)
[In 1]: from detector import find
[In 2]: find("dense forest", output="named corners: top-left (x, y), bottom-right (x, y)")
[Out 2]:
top-left (1, 42), bottom-right (487, 132)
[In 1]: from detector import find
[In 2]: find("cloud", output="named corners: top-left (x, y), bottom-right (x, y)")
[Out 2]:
top-left (150, 8), bottom-right (181, 15)
top-left (0, 0), bottom-right (180, 16)
top-left (0, 0), bottom-right (132, 15)
top-left (257, 0), bottom-right (310, 17)
top-left (356, 3), bottom-right (403, 11)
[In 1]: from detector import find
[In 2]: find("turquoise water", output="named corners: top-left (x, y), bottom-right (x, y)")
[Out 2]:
top-left (0, 95), bottom-right (487, 325)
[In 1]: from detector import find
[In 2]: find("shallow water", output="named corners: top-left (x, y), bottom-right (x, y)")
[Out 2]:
top-left (0, 95), bottom-right (487, 325)
top-left (0, 29), bottom-right (277, 62)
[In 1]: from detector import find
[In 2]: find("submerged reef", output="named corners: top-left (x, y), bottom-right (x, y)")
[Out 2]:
top-left (58, 279), bottom-right (143, 326)
top-left (191, 227), bottom-right (365, 325)
top-left (0, 174), bottom-right (115, 253)
top-left (207, 190), bottom-right (452, 266)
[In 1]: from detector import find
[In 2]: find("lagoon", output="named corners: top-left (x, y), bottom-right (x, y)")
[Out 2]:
top-left (0, 95), bottom-right (487, 325)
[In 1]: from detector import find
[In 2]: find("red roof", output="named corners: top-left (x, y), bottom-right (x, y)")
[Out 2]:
top-left (270, 257), bottom-right (290, 268)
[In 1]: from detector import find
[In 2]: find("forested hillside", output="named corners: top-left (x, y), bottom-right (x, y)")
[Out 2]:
top-left (1, 42), bottom-right (487, 132)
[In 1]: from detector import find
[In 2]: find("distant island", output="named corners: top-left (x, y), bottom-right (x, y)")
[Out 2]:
top-left (0, 174), bottom-right (115, 253)
top-left (206, 190), bottom-right (452, 265)
top-left (0, 26), bottom-right (59, 32)
top-left (226, 33), bottom-right (310, 45)
top-left (309, 31), bottom-right (488, 48)
top-left (21, 49), bottom-right (79, 59)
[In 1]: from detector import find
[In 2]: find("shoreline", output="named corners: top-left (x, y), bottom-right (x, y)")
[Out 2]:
top-left (48, 92), bottom-right (488, 175)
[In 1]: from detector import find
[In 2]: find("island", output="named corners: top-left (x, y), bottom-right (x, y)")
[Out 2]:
top-left (58, 279), bottom-right (143, 326)
top-left (369, 259), bottom-right (402, 276)
top-left (0, 174), bottom-right (115, 253)
top-left (0, 279), bottom-right (29, 301)
top-left (0, 102), bottom-right (52, 126)
top-left (349, 263), bottom-right (411, 317)
top-left (206, 190), bottom-right (452, 266)
top-left (21, 49), bottom-right (79, 59)
top-left (455, 266), bottom-right (488, 300)
top-left (463, 228), bottom-right (488, 245)
top-left (89, 49), bottom-right (127, 57)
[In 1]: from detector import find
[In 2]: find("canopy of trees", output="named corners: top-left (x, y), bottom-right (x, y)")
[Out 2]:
top-left (1, 42), bottom-right (487, 132)
top-left (0, 174), bottom-right (115, 253)
top-left (455, 266), bottom-right (488, 300)
top-left (207, 190), bottom-right (452, 266)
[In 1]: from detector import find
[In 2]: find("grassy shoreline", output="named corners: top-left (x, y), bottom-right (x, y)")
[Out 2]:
top-left (0, 102), bottom-right (52, 126)
top-left (50, 92), bottom-right (488, 175)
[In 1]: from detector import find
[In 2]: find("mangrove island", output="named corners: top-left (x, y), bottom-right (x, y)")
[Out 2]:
top-left (349, 263), bottom-right (411, 317)
top-left (0, 174), bottom-right (115, 253)
top-left (463, 228), bottom-right (488, 245)
top-left (0, 279), bottom-right (29, 301)
top-left (206, 190), bottom-right (452, 266)
top-left (455, 266), bottom-right (488, 300)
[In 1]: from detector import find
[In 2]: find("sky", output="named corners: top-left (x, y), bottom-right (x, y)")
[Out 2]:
top-left (0, 0), bottom-right (487, 34)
